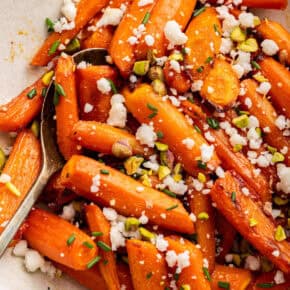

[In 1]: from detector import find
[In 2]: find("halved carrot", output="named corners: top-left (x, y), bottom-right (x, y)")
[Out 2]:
top-left (76, 65), bottom-right (117, 121)
top-left (211, 265), bottom-right (252, 290)
top-left (258, 57), bottom-right (290, 118)
top-left (210, 171), bottom-right (290, 273)
top-left (165, 236), bottom-right (211, 290)
top-left (117, 262), bottom-right (134, 290)
top-left (72, 121), bottom-right (147, 156)
top-left (189, 189), bottom-right (216, 273)
top-left (185, 7), bottom-right (222, 81)
top-left (23, 208), bottom-right (98, 270)
top-left (127, 239), bottom-right (168, 290)
top-left (0, 77), bottom-right (45, 132)
top-left (109, 0), bottom-right (156, 76)
top-left (55, 55), bottom-right (81, 160)
top-left (135, 0), bottom-right (197, 59)
top-left (61, 155), bottom-right (194, 234)
top-left (239, 79), bottom-right (290, 166)
top-left (0, 130), bottom-right (41, 233)
top-left (200, 58), bottom-right (240, 108)
top-left (85, 204), bottom-right (120, 290)
top-left (123, 84), bottom-right (220, 175)
top-left (31, 0), bottom-right (109, 66)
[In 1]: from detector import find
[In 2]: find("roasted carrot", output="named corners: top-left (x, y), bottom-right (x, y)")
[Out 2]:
top-left (109, 0), bottom-right (156, 76)
top-left (123, 84), bottom-right (220, 175)
top-left (76, 65), bottom-right (117, 121)
top-left (239, 79), bottom-right (290, 166)
top-left (31, 0), bottom-right (109, 66)
top-left (109, 0), bottom-right (132, 7)
top-left (61, 155), bottom-right (194, 234)
top-left (55, 55), bottom-right (81, 160)
top-left (211, 265), bottom-right (252, 290)
top-left (200, 58), bottom-right (240, 108)
top-left (24, 208), bottom-right (98, 270)
top-left (72, 121), bottom-right (147, 157)
top-left (0, 77), bottom-right (45, 132)
top-left (185, 7), bottom-right (221, 81)
top-left (259, 57), bottom-right (290, 118)
top-left (0, 130), bottom-right (41, 233)
top-left (165, 236), bottom-right (211, 290)
top-left (210, 171), bottom-right (290, 273)
top-left (85, 204), bottom-right (121, 290)
top-left (127, 239), bottom-right (168, 290)
top-left (135, 0), bottom-right (197, 59)
top-left (117, 262), bottom-right (134, 290)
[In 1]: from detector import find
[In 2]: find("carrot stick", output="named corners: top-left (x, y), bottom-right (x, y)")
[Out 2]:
top-left (72, 121), bottom-right (147, 157)
top-left (258, 57), bottom-right (290, 118)
top-left (117, 262), bottom-right (134, 290)
top-left (23, 208), bottom-right (98, 270)
top-left (85, 204), bottom-right (121, 290)
top-left (239, 79), bottom-right (290, 166)
top-left (61, 155), bottom-right (194, 234)
top-left (123, 84), bottom-right (220, 175)
top-left (109, 0), bottom-right (156, 77)
top-left (127, 239), bottom-right (168, 290)
top-left (210, 171), bottom-right (290, 273)
top-left (0, 77), bottom-right (45, 132)
top-left (76, 65), bottom-right (117, 122)
top-left (189, 189), bottom-right (216, 273)
top-left (31, 0), bottom-right (109, 66)
top-left (55, 55), bottom-right (81, 160)
top-left (165, 236), bottom-right (211, 290)
top-left (185, 7), bottom-right (222, 81)
top-left (211, 265), bottom-right (252, 290)
top-left (0, 130), bottom-right (41, 233)
top-left (135, 0), bottom-right (197, 59)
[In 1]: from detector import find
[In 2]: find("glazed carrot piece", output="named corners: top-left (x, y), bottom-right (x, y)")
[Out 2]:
top-left (85, 204), bottom-right (121, 290)
top-left (61, 155), bottom-right (194, 234)
top-left (189, 189), bottom-right (215, 273)
top-left (0, 77), bottom-right (46, 132)
top-left (211, 265), bottom-right (252, 290)
top-left (165, 236), bottom-right (211, 290)
top-left (31, 0), bottom-right (109, 66)
top-left (123, 84), bottom-right (220, 175)
top-left (185, 7), bottom-right (222, 81)
top-left (201, 58), bottom-right (240, 108)
top-left (72, 121), bottom-right (147, 157)
top-left (109, 0), bottom-right (156, 77)
top-left (127, 239), bottom-right (168, 290)
top-left (239, 79), bottom-right (290, 166)
top-left (259, 57), bottom-right (290, 118)
top-left (0, 131), bottom-right (41, 233)
top-left (135, 0), bottom-right (197, 59)
top-left (24, 208), bottom-right (98, 270)
top-left (76, 65), bottom-right (117, 121)
top-left (117, 262), bottom-right (134, 290)
top-left (210, 171), bottom-right (290, 273)
top-left (55, 55), bottom-right (81, 160)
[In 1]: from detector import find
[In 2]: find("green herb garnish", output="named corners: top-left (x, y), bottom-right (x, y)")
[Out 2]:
top-left (27, 88), bottom-right (37, 99)
top-left (67, 233), bottom-right (76, 246)
top-left (48, 40), bottom-right (60, 55)
top-left (97, 241), bottom-right (112, 252)
top-left (142, 12), bottom-right (151, 25)
top-left (87, 256), bottom-right (101, 269)
top-left (206, 117), bottom-right (220, 130)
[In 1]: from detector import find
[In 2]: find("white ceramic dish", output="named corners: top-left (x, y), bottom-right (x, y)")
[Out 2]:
top-left (0, 1), bottom-right (289, 289)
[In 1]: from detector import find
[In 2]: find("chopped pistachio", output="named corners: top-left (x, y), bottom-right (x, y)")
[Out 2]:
top-left (255, 127), bottom-right (262, 138)
top-left (158, 165), bottom-right (171, 180)
top-left (140, 174), bottom-right (152, 187)
top-left (124, 156), bottom-right (144, 175)
top-left (64, 38), bottom-right (80, 53)
top-left (112, 140), bottom-right (133, 159)
top-left (230, 27), bottom-right (247, 42)
top-left (249, 218), bottom-right (258, 227)
top-left (133, 60), bottom-right (150, 76)
top-left (253, 16), bottom-right (261, 26)
top-left (271, 152), bottom-right (284, 163)
top-left (267, 145), bottom-right (277, 154)
top-left (173, 163), bottom-right (182, 175)
top-left (5, 182), bottom-right (21, 197)
top-left (273, 196), bottom-right (288, 206)
top-left (0, 148), bottom-right (6, 171)
top-left (148, 66), bottom-right (164, 81)
top-left (30, 120), bottom-right (40, 138)
top-left (237, 38), bottom-right (259, 52)
top-left (151, 79), bottom-right (167, 96)
top-left (253, 73), bottom-right (268, 83)
top-left (180, 285), bottom-right (191, 290)
top-left (198, 212), bottom-right (209, 220)
top-left (232, 115), bottom-right (249, 128)
top-left (155, 142), bottom-right (168, 152)
top-left (125, 217), bottom-right (140, 231)
top-left (168, 52), bottom-right (184, 62)
top-left (139, 227), bottom-right (155, 241)
top-left (275, 225), bottom-right (286, 242)
top-left (197, 172), bottom-right (206, 183)
top-left (233, 144), bottom-right (243, 152)
top-left (41, 71), bottom-right (54, 86)
top-left (173, 173), bottom-right (182, 182)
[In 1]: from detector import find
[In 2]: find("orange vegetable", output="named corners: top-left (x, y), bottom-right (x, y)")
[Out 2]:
top-left (259, 57), bottom-right (290, 118)
top-left (24, 208), bottom-right (98, 270)
top-left (123, 84), bottom-right (220, 175)
top-left (185, 7), bottom-right (221, 81)
top-left (117, 262), bottom-right (134, 290)
top-left (0, 77), bottom-right (45, 132)
top-left (165, 236), bottom-right (211, 290)
top-left (200, 58), bottom-right (240, 108)
top-left (61, 155), bottom-right (194, 234)
top-left (211, 265), bottom-right (252, 290)
top-left (0, 130), bottom-right (41, 233)
top-left (55, 55), bottom-right (81, 160)
top-left (210, 171), bottom-right (290, 273)
top-left (85, 204), bottom-right (120, 290)
top-left (239, 79), bottom-right (290, 166)
top-left (127, 239), bottom-right (168, 290)
top-left (31, 0), bottom-right (109, 66)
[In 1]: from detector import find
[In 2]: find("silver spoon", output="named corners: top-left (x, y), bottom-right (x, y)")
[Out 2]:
top-left (0, 48), bottom-right (108, 257)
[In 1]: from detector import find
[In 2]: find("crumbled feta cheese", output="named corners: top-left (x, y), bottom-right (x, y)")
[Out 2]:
top-left (165, 250), bottom-right (178, 267)
top-left (216, 166), bottom-right (225, 178)
top-left (233, 51), bottom-right (252, 75)
top-left (103, 207), bottom-right (118, 221)
top-left (220, 38), bottom-right (233, 54)
top-left (232, 64), bottom-right (244, 79)
top-left (139, 212), bottom-right (149, 224)
top-left (244, 255), bottom-right (260, 271)
top-left (200, 144), bottom-right (214, 163)
top-left (176, 251), bottom-right (190, 274)
top-left (189, 213), bottom-right (196, 222)
top-left (164, 21), bottom-right (188, 46)
top-left (205, 131), bottom-right (215, 143)
top-left (274, 270), bottom-right (285, 285)
top-left (97, 8), bottom-right (124, 28)
top-left (191, 80), bottom-right (203, 92)
top-left (244, 97), bottom-right (252, 108)
top-left (60, 203), bottom-right (76, 221)
top-left (169, 60), bottom-right (181, 73)
top-left (128, 36), bottom-right (138, 45)
top-left (182, 138), bottom-right (195, 150)
top-left (107, 94), bottom-right (127, 128)
top-left (272, 250), bottom-right (280, 257)
top-left (0, 173), bottom-right (11, 183)
top-left (229, 133), bottom-right (247, 147)
top-left (138, 0), bottom-right (153, 6)
top-left (256, 155), bottom-right (270, 168)
top-left (97, 78), bottom-right (111, 94)
top-left (238, 12), bottom-right (255, 28)
top-left (13, 240), bottom-right (28, 257)
top-left (256, 82), bottom-right (271, 95)
top-left (155, 235), bottom-right (168, 252)
top-left (276, 164), bottom-right (290, 194)
top-left (61, 0), bottom-right (77, 22)
top-left (241, 187), bottom-right (250, 196)
top-left (163, 175), bottom-right (188, 195)
top-left (261, 39), bottom-right (279, 56)
top-left (90, 174), bottom-right (101, 193)
top-left (145, 35), bottom-right (155, 46)
top-left (84, 103), bottom-right (93, 113)
top-left (275, 115), bottom-right (287, 130)
top-left (54, 17), bottom-right (75, 33)
top-left (24, 250), bottom-right (45, 272)
top-left (136, 123), bottom-right (157, 148)
top-left (77, 61), bottom-right (90, 69)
